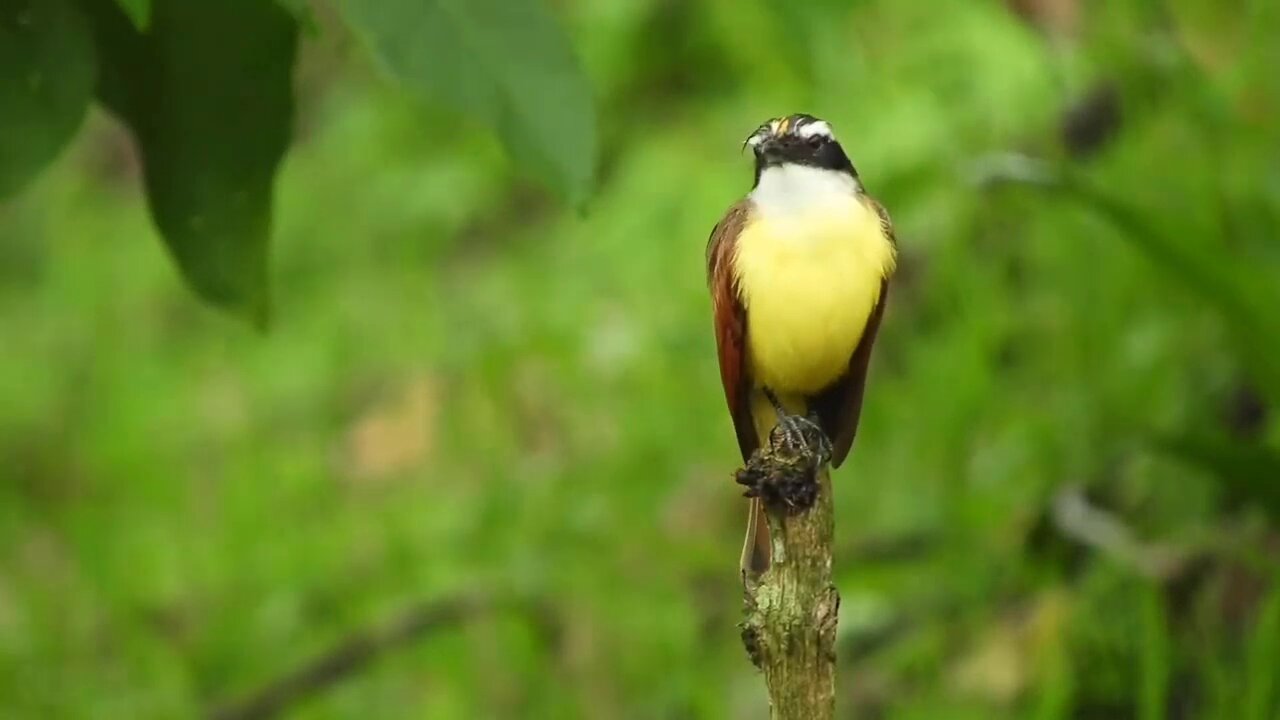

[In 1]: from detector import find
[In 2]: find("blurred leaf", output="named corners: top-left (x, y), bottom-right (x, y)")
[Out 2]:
top-left (0, 0), bottom-right (94, 198)
top-left (81, 0), bottom-right (298, 323)
top-left (1153, 433), bottom-right (1280, 521)
top-left (274, 0), bottom-right (307, 19)
top-left (1139, 587), bottom-right (1170, 720)
top-left (759, 0), bottom-right (819, 92)
top-left (1166, 0), bottom-right (1246, 79)
top-left (338, 0), bottom-right (597, 204)
top-left (1054, 174), bottom-right (1260, 320)
top-left (273, 0), bottom-right (316, 32)
top-left (989, 159), bottom-right (1280, 404)
top-left (760, 0), bottom-right (855, 95)
top-left (112, 0), bottom-right (147, 30)
top-left (1243, 580), bottom-right (1280, 720)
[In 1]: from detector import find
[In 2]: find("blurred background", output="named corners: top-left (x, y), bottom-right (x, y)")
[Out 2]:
top-left (2, 0), bottom-right (1279, 717)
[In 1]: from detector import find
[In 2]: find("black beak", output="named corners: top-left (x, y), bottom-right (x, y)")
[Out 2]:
top-left (758, 135), bottom-right (792, 163)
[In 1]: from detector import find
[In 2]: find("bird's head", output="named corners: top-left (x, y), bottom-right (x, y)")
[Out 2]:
top-left (744, 114), bottom-right (857, 183)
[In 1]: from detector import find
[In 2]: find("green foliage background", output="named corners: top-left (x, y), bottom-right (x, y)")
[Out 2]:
top-left (2, 0), bottom-right (1279, 718)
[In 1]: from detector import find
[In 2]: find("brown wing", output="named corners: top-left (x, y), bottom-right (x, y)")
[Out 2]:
top-left (706, 201), bottom-right (757, 461)
top-left (867, 194), bottom-right (898, 251)
top-left (810, 195), bottom-right (896, 468)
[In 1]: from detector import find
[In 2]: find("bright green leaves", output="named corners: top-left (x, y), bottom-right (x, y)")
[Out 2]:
top-left (0, 0), bottom-right (95, 198)
top-left (85, 0), bottom-right (297, 323)
top-left (340, 0), bottom-right (597, 205)
top-left (1, 0), bottom-right (597, 321)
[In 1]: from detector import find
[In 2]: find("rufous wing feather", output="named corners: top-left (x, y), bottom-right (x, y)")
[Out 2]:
top-left (706, 202), bottom-right (756, 461)
top-left (708, 202), bottom-right (770, 573)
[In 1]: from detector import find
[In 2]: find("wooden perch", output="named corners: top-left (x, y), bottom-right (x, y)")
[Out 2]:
top-left (737, 425), bottom-right (839, 720)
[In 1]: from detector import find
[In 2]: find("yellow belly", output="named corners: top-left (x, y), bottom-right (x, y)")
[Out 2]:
top-left (733, 200), bottom-right (894, 395)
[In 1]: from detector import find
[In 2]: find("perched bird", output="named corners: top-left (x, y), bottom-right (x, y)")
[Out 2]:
top-left (705, 114), bottom-right (897, 573)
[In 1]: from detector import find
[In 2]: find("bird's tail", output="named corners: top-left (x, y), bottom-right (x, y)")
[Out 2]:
top-left (741, 389), bottom-right (810, 575)
top-left (740, 496), bottom-right (771, 574)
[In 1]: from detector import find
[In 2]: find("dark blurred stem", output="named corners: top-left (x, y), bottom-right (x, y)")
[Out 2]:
top-left (207, 593), bottom-right (538, 720)
top-left (739, 442), bottom-right (839, 719)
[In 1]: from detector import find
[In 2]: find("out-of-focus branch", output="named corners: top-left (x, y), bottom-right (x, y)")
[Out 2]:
top-left (1051, 485), bottom-right (1188, 579)
top-left (737, 428), bottom-right (839, 720)
top-left (208, 592), bottom-right (545, 720)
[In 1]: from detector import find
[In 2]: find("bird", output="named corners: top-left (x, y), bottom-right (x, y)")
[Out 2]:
top-left (705, 114), bottom-right (897, 573)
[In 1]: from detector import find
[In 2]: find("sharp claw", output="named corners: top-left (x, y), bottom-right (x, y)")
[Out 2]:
top-left (762, 390), bottom-right (835, 464)
top-left (783, 416), bottom-right (807, 452)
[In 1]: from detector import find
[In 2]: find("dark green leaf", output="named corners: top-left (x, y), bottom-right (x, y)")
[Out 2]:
top-left (0, 0), bottom-right (94, 198)
top-left (1154, 433), bottom-right (1280, 521)
top-left (339, 0), bottom-right (597, 204)
top-left (80, 0), bottom-right (298, 323)
top-left (112, 0), bottom-right (147, 30)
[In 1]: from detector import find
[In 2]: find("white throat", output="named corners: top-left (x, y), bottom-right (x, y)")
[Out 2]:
top-left (749, 164), bottom-right (860, 218)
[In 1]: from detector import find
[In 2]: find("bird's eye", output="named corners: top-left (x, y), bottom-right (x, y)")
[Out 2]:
top-left (807, 136), bottom-right (824, 149)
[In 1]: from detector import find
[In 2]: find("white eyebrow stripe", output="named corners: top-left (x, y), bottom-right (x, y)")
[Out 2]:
top-left (745, 118), bottom-right (835, 148)
top-left (796, 120), bottom-right (833, 139)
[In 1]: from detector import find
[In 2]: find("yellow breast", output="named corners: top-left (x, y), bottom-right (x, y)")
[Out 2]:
top-left (733, 195), bottom-right (894, 394)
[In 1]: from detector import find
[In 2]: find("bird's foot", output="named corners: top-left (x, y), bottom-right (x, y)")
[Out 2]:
top-left (774, 412), bottom-right (832, 466)
top-left (759, 386), bottom-right (833, 469)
